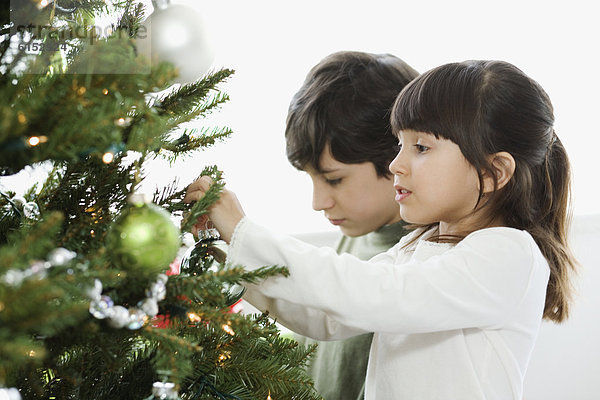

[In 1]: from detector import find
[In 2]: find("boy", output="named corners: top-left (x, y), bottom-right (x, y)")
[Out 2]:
top-left (284, 51), bottom-right (418, 400)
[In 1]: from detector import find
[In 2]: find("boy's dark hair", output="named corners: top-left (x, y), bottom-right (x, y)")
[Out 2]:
top-left (285, 51), bottom-right (418, 177)
top-left (391, 60), bottom-right (576, 323)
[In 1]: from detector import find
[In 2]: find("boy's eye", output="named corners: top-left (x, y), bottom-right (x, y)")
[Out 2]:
top-left (415, 144), bottom-right (429, 153)
top-left (325, 178), bottom-right (342, 186)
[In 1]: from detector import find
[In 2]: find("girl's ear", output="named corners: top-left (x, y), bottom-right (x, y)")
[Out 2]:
top-left (482, 152), bottom-right (516, 194)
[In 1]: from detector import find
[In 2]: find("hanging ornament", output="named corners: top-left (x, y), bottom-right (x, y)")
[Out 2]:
top-left (179, 233), bottom-right (245, 307)
top-left (0, 387), bottom-right (22, 400)
top-left (136, 0), bottom-right (215, 84)
top-left (22, 201), bottom-right (40, 219)
top-left (106, 194), bottom-right (180, 276)
top-left (0, 193), bottom-right (40, 221)
top-left (152, 381), bottom-right (178, 399)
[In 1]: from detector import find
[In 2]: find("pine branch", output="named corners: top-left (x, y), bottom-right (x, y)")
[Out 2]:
top-left (158, 126), bottom-right (233, 162)
top-left (156, 68), bottom-right (235, 122)
top-left (178, 165), bottom-right (224, 232)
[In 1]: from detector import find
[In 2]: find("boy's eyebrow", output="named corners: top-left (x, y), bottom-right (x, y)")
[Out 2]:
top-left (319, 167), bottom-right (341, 174)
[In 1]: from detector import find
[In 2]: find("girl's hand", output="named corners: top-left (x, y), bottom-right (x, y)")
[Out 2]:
top-left (183, 176), bottom-right (245, 243)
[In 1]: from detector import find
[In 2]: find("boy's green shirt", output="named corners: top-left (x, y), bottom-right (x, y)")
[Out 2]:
top-left (296, 221), bottom-right (408, 400)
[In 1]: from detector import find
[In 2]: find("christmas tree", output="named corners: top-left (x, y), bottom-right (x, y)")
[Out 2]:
top-left (0, 1), bottom-right (319, 399)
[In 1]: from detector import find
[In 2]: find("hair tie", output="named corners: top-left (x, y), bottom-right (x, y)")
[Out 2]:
top-left (547, 130), bottom-right (558, 152)
top-left (544, 130), bottom-right (558, 164)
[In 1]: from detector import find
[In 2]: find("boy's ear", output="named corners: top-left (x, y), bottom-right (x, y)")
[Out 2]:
top-left (482, 152), bottom-right (516, 193)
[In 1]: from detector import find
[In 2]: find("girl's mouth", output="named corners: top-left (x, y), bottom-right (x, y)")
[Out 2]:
top-left (395, 188), bottom-right (412, 202)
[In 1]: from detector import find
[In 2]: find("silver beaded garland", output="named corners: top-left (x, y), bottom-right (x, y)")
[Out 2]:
top-left (0, 247), bottom-right (76, 287)
top-left (87, 274), bottom-right (167, 330)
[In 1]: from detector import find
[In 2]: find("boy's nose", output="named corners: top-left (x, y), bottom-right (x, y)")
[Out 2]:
top-left (312, 186), bottom-right (335, 211)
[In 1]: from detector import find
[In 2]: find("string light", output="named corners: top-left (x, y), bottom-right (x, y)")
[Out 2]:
top-left (114, 117), bottom-right (132, 127)
top-left (217, 350), bottom-right (231, 364)
top-left (27, 135), bottom-right (48, 147)
top-left (267, 391), bottom-right (272, 400)
top-left (77, 86), bottom-right (86, 95)
top-left (17, 112), bottom-right (26, 124)
top-left (188, 312), bottom-right (201, 323)
top-left (102, 88), bottom-right (109, 95)
top-left (102, 152), bottom-right (114, 164)
top-left (38, 0), bottom-right (49, 8)
top-left (222, 323), bottom-right (235, 336)
top-left (28, 350), bottom-right (36, 357)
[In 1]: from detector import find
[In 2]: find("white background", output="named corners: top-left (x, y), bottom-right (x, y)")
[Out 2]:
top-left (149, 0), bottom-right (600, 233)
top-left (6, 0), bottom-right (599, 235)
top-left (143, 0), bottom-right (600, 235)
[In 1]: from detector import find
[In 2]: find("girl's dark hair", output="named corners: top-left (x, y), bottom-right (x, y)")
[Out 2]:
top-left (285, 51), bottom-right (418, 177)
top-left (391, 60), bottom-right (576, 323)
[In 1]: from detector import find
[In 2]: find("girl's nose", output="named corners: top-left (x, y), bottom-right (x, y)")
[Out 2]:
top-left (389, 149), bottom-right (407, 176)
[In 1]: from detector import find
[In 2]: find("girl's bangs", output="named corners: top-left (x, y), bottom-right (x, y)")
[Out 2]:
top-left (391, 62), bottom-right (481, 145)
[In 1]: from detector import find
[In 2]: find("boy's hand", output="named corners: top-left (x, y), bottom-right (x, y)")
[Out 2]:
top-left (183, 176), bottom-right (245, 243)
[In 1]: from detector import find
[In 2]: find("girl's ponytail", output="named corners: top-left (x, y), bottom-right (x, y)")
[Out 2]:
top-left (530, 133), bottom-right (577, 322)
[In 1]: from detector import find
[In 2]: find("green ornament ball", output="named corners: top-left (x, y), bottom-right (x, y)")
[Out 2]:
top-left (107, 201), bottom-right (180, 275)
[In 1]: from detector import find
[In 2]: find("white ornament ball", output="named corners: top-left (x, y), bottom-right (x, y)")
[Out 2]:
top-left (137, 4), bottom-right (215, 84)
top-left (0, 387), bottom-right (22, 400)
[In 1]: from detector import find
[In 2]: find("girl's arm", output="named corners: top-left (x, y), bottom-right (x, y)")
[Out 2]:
top-left (227, 217), bottom-right (549, 335)
top-left (184, 177), bottom-right (549, 335)
top-left (183, 176), bottom-right (244, 243)
top-left (242, 285), bottom-right (370, 340)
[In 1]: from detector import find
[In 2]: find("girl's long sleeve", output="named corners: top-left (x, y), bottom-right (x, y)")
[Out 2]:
top-left (227, 217), bottom-right (549, 340)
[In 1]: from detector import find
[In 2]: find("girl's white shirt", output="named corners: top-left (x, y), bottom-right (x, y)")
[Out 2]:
top-left (227, 217), bottom-right (550, 400)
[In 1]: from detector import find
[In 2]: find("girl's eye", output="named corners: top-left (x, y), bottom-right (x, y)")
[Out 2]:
top-left (415, 144), bottom-right (429, 153)
top-left (393, 143), bottom-right (402, 153)
top-left (325, 178), bottom-right (342, 186)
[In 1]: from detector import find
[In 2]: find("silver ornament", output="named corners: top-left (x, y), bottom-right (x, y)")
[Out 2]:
top-left (197, 228), bottom-right (219, 241)
top-left (1, 269), bottom-right (25, 286)
top-left (126, 308), bottom-right (147, 330)
top-left (22, 201), bottom-right (40, 219)
top-left (152, 381), bottom-right (178, 399)
top-left (146, 280), bottom-right (167, 301)
top-left (136, 3), bottom-right (214, 84)
top-left (107, 305), bottom-right (130, 328)
top-left (138, 298), bottom-right (159, 317)
top-left (28, 261), bottom-right (48, 275)
top-left (0, 387), bottom-right (22, 400)
top-left (47, 248), bottom-right (77, 266)
top-left (86, 279), bottom-right (103, 301)
top-left (89, 295), bottom-right (115, 320)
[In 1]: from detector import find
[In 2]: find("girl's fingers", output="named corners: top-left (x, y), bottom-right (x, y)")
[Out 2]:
top-left (183, 176), bottom-right (213, 203)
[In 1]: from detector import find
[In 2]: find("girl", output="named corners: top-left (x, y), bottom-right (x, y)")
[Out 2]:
top-left (184, 60), bottom-right (577, 399)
